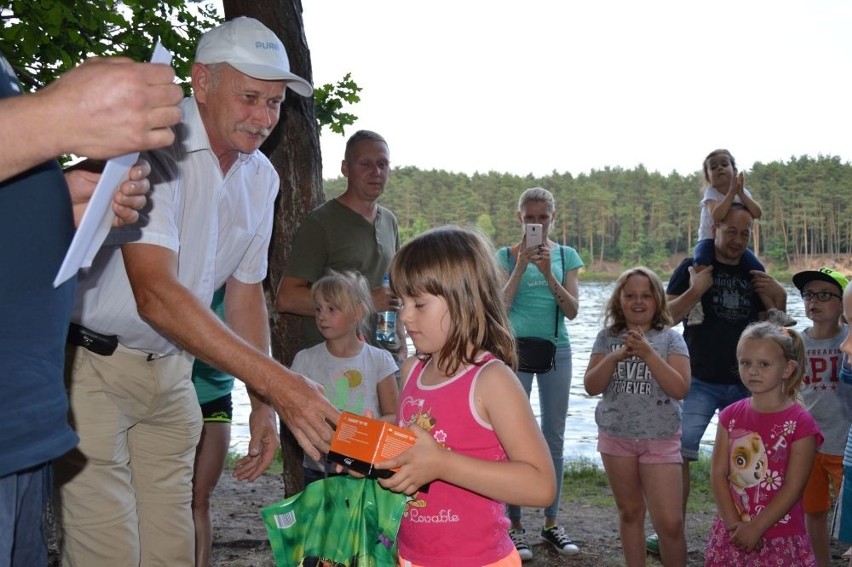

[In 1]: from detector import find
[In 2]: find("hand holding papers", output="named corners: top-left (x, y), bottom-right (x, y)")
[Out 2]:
top-left (54, 42), bottom-right (173, 287)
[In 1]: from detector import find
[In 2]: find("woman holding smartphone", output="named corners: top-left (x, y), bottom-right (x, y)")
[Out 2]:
top-left (495, 186), bottom-right (584, 561)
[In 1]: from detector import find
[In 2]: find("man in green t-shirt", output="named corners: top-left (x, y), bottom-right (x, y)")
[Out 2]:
top-left (276, 130), bottom-right (405, 361)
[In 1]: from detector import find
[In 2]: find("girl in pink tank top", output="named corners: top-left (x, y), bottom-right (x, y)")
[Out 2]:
top-left (373, 226), bottom-right (555, 567)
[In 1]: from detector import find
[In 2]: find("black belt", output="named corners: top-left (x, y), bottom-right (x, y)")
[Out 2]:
top-left (67, 323), bottom-right (118, 356)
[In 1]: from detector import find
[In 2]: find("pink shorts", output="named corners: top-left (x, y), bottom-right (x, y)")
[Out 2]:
top-left (597, 429), bottom-right (683, 464)
top-left (399, 549), bottom-right (520, 567)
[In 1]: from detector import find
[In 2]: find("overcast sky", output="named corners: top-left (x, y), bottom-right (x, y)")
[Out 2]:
top-left (280, 1), bottom-right (851, 180)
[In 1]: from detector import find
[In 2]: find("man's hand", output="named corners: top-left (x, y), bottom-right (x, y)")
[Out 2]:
top-left (233, 403), bottom-right (279, 481)
top-left (65, 158), bottom-right (151, 228)
top-left (751, 270), bottom-right (787, 311)
top-left (41, 57), bottom-right (183, 159)
top-left (372, 285), bottom-right (400, 313)
top-left (688, 265), bottom-right (714, 297)
top-left (267, 371), bottom-right (340, 461)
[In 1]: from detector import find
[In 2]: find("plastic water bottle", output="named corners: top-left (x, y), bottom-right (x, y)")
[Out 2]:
top-left (375, 274), bottom-right (396, 344)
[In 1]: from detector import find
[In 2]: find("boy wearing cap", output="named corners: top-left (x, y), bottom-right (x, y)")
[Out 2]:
top-left (57, 18), bottom-right (339, 567)
top-left (794, 267), bottom-right (851, 567)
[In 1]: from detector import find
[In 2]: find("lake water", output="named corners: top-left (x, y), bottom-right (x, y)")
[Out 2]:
top-left (231, 282), bottom-right (808, 463)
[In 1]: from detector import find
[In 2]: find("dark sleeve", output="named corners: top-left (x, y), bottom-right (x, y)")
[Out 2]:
top-left (693, 239), bottom-right (715, 266)
top-left (666, 258), bottom-right (694, 296)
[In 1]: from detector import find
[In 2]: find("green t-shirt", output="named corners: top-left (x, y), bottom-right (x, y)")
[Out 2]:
top-left (285, 199), bottom-right (400, 350)
top-left (192, 286), bottom-right (235, 404)
top-left (496, 245), bottom-right (584, 346)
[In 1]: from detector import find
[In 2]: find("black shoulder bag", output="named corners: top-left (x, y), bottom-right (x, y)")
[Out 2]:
top-left (507, 245), bottom-right (565, 374)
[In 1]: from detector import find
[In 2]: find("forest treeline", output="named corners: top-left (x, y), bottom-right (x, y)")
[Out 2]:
top-left (322, 154), bottom-right (851, 271)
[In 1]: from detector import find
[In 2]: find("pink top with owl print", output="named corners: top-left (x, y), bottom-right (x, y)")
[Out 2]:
top-left (719, 398), bottom-right (822, 538)
top-left (395, 354), bottom-right (513, 566)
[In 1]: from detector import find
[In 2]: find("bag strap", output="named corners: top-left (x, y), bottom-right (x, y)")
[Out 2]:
top-left (552, 245), bottom-right (565, 340)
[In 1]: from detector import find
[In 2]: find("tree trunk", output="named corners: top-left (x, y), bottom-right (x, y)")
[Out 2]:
top-left (222, 0), bottom-right (324, 497)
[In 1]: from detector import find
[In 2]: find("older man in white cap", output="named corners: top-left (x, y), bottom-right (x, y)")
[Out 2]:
top-left (56, 18), bottom-right (339, 567)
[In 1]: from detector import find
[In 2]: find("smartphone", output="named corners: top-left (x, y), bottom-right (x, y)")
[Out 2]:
top-left (525, 223), bottom-right (543, 249)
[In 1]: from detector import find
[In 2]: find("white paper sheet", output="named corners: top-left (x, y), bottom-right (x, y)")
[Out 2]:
top-left (53, 41), bottom-right (173, 287)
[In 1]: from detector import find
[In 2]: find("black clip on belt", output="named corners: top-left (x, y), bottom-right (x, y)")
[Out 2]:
top-left (68, 323), bottom-right (119, 356)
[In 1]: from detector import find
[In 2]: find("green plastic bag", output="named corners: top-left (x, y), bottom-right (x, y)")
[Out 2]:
top-left (261, 475), bottom-right (408, 567)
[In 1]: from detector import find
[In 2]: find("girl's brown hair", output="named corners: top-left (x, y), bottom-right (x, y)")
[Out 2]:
top-left (390, 225), bottom-right (516, 375)
top-left (702, 148), bottom-right (738, 183)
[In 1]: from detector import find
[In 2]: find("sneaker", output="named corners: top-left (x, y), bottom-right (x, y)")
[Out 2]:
top-left (509, 528), bottom-right (533, 561)
top-left (540, 525), bottom-right (579, 555)
top-left (646, 532), bottom-right (660, 554)
top-left (686, 303), bottom-right (704, 326)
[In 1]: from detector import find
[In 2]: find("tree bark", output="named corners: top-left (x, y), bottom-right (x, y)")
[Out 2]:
top-left (222, 0), bottom-right (325, 497)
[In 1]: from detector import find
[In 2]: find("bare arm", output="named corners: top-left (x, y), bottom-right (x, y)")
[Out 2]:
top-left (584, 350), bottom-right (624, 396)
top-left (501, 246), bottom-right (526, 307)
top-left (624, 330), bottom-right (691, 399)
top-left (275, 275), bottom-right (314, 316)
top-left (751, 271), bottom-right (787, 313)
top-left (223, 279), bottom-right (279, 481)
top-left (666, 265), bottom-right (714, 322)
top-left (737, 191), bottom-right (763, 220)
top-left (710, 172), bottom-right (762, 222)
top-left (121, 243), bottom-right (339, 460)
top-left (655, 354), bottom-right (691, 400)
top-left (376, 374), bottom-right (399, 423)
top-left (708, 192), bottom-right (735, 223)
top-left (376, 362), bottom-right (555, 507)
top-left (0, 58), bottom-right (181, 182)
top-left (737, 172), bottom-right (763, 219)
top-left (710, 426), bottom-right (741, 527)
top-left (547, 265), bottom-right (580, 320)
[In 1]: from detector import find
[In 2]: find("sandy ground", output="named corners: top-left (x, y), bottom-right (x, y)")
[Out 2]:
top-left (47, 469), bottom-right (850, 565)
top-left (205, 471), bottom-right (842, 567)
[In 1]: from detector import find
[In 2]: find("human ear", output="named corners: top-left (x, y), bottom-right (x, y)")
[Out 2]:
top-left (191, 63), bottom-right (210, 104)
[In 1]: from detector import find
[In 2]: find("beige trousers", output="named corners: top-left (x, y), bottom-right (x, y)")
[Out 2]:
top-left (56, 344), bottom-right (201, 567)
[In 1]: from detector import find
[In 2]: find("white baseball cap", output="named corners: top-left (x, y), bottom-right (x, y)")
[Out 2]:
top-left (195, 17), bottom-right (313, 97)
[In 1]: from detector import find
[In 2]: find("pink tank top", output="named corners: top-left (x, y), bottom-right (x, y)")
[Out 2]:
top-left (396, 354), bottom-right (513, 566)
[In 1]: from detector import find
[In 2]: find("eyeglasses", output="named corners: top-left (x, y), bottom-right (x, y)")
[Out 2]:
top-left (801, 290), bottom-right (842, 302)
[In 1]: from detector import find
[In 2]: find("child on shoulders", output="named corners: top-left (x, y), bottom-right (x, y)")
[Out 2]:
top-left (688, 149), bottom-right (764, 326)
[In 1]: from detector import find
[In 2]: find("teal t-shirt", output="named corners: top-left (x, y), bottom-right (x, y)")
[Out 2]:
top-left (496, 245), bottom-right (583, 346)
top-left (192, 286), bottom-right (235, 404)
